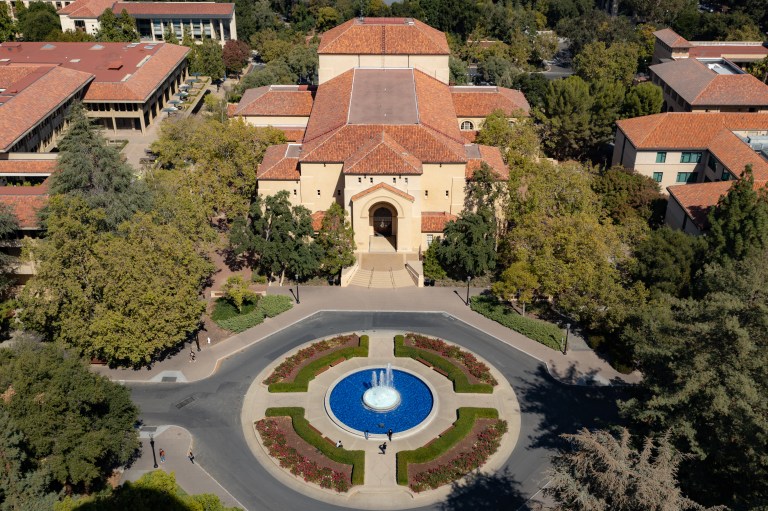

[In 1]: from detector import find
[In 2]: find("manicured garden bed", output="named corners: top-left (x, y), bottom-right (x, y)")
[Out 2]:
top-left (266, 335), bottom-right (369, 392)
top-left (396, 407), bottom-right (506, 491)
top-left (260, 407), bottom-right (364, 488)
top-left (470, 294), bottom-right (563, 351)
top-left (211, 295), bottom-right (293, 333)
top-left (394, 335), bottom-right (494, 393)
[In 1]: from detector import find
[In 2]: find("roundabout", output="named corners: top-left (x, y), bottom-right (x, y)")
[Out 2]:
top-left (128, 311), bottom-right (627, 511)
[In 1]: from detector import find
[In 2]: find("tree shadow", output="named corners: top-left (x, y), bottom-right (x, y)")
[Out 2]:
top-left (439, 469), bottom-right (536, 511)
top-left (222, 247), bottom-right (247, 272)
top-left (67, 486), bottom-right (202, 510)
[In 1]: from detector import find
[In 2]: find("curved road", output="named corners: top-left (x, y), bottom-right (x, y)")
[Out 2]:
top-left (130, 311), bottom-right (626, 511)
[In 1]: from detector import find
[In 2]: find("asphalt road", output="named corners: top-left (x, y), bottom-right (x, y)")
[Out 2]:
top-left (129, 311), bottom-right (626, 511)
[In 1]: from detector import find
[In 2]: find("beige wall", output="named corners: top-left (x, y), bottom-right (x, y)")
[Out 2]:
top-left (242, 116), bottom-right (309, 128)
top-left (350, 188), bottom-right (421, 253)
top-left (421, 164), bottom-right (465, 215)
top-left (59, 15), bottom-right (100, 35)
top-left (318, 54), bottom-right (449, 84)
top-left (298, 162), bottom-right (344, 212)
top-left (665, 196), bottom-right (702, 234)
top-left (257, 180), bottom-right (302, 206)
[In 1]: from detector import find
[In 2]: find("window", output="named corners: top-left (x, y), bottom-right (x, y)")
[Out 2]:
top-left (358, 177), bottom-right (361, 183)
top-left (445, 190), bottom-right (449, 197)
top-left (721, 170), bottom-right (731, 181)
top-left (425, 190), bottom-right (428, 197)
top-left (652, 172), bottom-right (663, 183)
top-left (460, 120), bottom-right (474, 131)
top-left (404, 177), bottom-right (408, 184)
top-left (317, 190), bottom-right (320, 196)
top-left (707, 155), bottom-right (717, 171)
top-left (393, 177), bottom-right (396, 183)
top-left (676, 172), bottom-right (698, 183)
top-left (336, 189), bottom-right (341, 196)
top-left (427, 234), bottom-right (434, 246)
top-left (370, 177), bottom-right (373, 183)
top-left (293, 189), bottom-right (297, 195)
top-left (655, 151), bottom-right (666, 163)
top-left (680, 152), bottom-right (702, 163)
top-left (74, 20), bottom-right (85, 31)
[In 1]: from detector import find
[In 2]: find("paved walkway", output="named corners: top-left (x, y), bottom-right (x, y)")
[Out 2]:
top-left (95, 286), bottom-right (641, 386)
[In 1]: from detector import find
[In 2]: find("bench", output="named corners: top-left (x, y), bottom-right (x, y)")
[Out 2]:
top-left (314, 365), bottom-right (330, 376)
top-left (415, 357), bottom-right (432, 368)
top-left (329, 357), bottom-right (346, 367)
top-left (432, 366), bottom-right (450, 377)
top-left (437, 425), bottom-right (454, 438)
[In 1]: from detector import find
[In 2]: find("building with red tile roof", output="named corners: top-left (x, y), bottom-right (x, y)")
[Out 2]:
top-left (652, 27), bottom-right (768, 67)
top-left (0, 41), bottom-right (190, 133)
top-left (58, 0), bottom-right (236, 44)
top-left (251, 19), bottom-right (519, 262)
top-left (613, 111), bottom-right (768, 233)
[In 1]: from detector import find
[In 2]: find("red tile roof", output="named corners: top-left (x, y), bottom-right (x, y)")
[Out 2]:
top-left (257, 144), bottom-right (300, 180)
top-left (113, 1), bottom-right (234, 16)
top-left (233, 85), bottom-right (314, 116)
top-left (667, 181), bottom-right (733, 229)
top-left (707, 129), bottom-right (768, 179)
top-left (0, 65), bottom-right (93, 152)
top-left (450, 86), bottom-right (530, 117)
top-left (689, 44), bottom-right (768, 60)
top-left (302, 70), bottom-right (353, 142)
top-left (0, 178), bottom-right (49, 229)
top-left (465, 144), bottom-right (508, 180)
top-left (421, 211), bottom-right (455, 232)
top-left (276, 128), bottom-right (305, 142)
top-left (0, 159), bottom-right (57, 174)
top-left (58, 0), bottom-right (114, 17)
top-left (350, 182), bottom-right (415, 202)
top-left (318, 18), bottom-right (449, 55)
top-left (343, 132), bottom-right (423, 175)
top-left (654, 28), bottom-right (691, 48)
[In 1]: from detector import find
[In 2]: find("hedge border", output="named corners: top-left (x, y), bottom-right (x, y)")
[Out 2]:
top-left (264, 407), bottom-right (365, 486)
top-left (268, 335), bottom-right (369, 392)
top-left (394, 335), bottom-right (493, 393)
top-left (470, 294), bottom-right (562, 351)
top-left (395, 407), bottom-right (499, 486)
top-left (212, 295), bottom-right (294, 333)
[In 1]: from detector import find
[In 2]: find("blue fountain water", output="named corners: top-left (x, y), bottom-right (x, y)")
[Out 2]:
top-left (328, 369), bottom-right (433, 434)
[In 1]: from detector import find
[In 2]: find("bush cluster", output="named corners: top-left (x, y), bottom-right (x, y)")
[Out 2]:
top-left (470, 295), bottom-right (563, 350)
top-left (263, 407), bottom-right (365, 486)
top-left (395, 408), bottom-right (502, 487)
top-left (394, 335), bottom-right (493, 393)
top-left (259, 295), bottom-right (293, 317)
top-left (405, 333), bottom-right (497, 385)
top-left (212, 295), bottom-right (293, 333)
top-left (268, 335), bottom-right (369, 392)
top-left (264, 334), bottom-right (360, 385)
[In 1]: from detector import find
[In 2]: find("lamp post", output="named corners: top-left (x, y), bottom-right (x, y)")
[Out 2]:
top-left (149, 433), bottom-right (158, 469)
top-left (563, 323), bottom-right (570, 355)
top-left (295, 274), bottom-right (300, 304)
top-left (466, 275), bottom-right (472, 306)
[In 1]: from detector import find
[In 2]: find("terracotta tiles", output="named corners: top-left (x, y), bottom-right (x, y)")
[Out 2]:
top-left (350, 182), bottom-right (415, 202)
top-left (667, 181), bottom-right (734, 229)
top-left (450, 86), bottom-right (530, 117)
top-left (302, 70), bottom-right (354, 142)
top-left (257, 144), bottom-right (300, 180)
top-left (58, 0), bottom-right (114, 17)
top-left (311, 210), bottom-right (325, 231)
top-left (413, 70), bottom-right (463, 142)
top-left (113, 2), bottom-right (234, 16)
top-left (233, 86), bottom-right (314, 116)
top-left (0, 159), bottom-right (58, 174)
top-left (707, 130), bottom-right (768, 180)
top-left (0, 177), bottom-right (50, 229)
top-left (421, 211), bottom-right (456, 232)
top-left (465, 145), bottom-right (508, 180)
top-left (317, 18), bottom-right (449, 55)
top-left (343, 132), bottom-right (423, 175)
top-left (654, 28), bottom-right (691, 48)
top-left (277, 128), bottom-right (306, 142)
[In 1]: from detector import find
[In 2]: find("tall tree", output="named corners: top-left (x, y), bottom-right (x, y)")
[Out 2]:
top-left (592, 166), bottom-right (665, 226)
top-left (632, 226), bottom-right (706, 298)
top-left (190, 38), bottom-right (225, 80)
top-left (95, 8), bottom-right (138, 42)
top-left (162, 24), bottom-right (178, 44)
top-left (0, 340), bottom-right (140, 493)
top-left (16, 1), bottom-right (58, 41)
top-left (0, 203), bottom-right (19, 299)
top-left (547, 428), bottom-right (721, 511)
top-left (538, 76), bottom-right (593, 160)
top-left (622, 82), bottom-right (664, 118)
top-left (315, 202), bottom-right (355, 277)
top-left (222, 39), bottom-right (251, 76)
top-left (0, 3), bottom-right (15, 42)
top-left (573, 41), bottom-right (640, 87)
top-left (475, 110), bottom-right (540, 161)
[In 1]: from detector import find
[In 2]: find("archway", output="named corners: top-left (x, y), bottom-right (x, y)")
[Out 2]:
top-left (369, 202), bottom-right (397, 253)
top-left (373, 206), bottom-right (393, 237)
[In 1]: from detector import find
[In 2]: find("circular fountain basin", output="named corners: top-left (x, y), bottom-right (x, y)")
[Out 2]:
top-left (362, 386), bottom-right (402, 411)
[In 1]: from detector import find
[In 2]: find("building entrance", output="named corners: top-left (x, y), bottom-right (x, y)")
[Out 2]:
top-left (372, 206), bottom-right (393, 237)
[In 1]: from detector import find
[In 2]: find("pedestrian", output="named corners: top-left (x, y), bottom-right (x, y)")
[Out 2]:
top-left (336, 440), bottom-right (343, 448)
top-left (189, 350), bottom-right (196, 362)
top-left (207, 336), bottom-right (211, 345)
top-left (378, 442), bottom-right (387, 454)
top-left (188, 450), bottom-right (195, 464)
top-left (387, 429), bottom-right (393, 441)
top-left (159, 448), bottom-right (166, 463)
top-left (364, 430), bottom-right (369, 440)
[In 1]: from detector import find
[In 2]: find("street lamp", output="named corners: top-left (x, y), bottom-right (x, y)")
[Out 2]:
top-left (466, 275), bottom-right (472, 306)
top-left (295, 274), bottom-right (300, 304)
top-left (149, 433), bottom-right (158, 468)
top-left (563, 323), bottom-right (570, 355)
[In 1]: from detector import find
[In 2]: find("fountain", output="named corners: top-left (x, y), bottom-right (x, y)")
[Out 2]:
top-left (362, 363), bottom-right (401, 411)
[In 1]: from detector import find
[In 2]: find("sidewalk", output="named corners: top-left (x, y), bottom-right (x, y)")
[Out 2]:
top-left (122, 426), bottom-right (244, 509)
top-left (93, 286), bottom-right (641, 386)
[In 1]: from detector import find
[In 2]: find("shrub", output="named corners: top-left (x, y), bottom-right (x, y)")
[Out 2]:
top-left (252, 273), bottom-right (268, 284)
top-left (216, 308), bottom-right (265, 333)
top-left (259, 295), bottom-right (293, 317)
top-left (212, 294), bottom-right (293, 333)
top-left (395, 407), bottom-right (502, 487)
top-left (394, 335), bottom-right (493, 393)
top-left (470, 294), bottom-right (562, 350)
top-left (268, 335), bottom-right (369, 392)
top-left (222, 275), bottom-right (258, 312)
top-left (263, 407), bottom-right (365, 486)
top-left (211, 297), bottom-right (258, 322)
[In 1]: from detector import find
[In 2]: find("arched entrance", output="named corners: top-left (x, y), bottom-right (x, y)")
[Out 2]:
top-left (369, 203), bottom-right (397, 252)
top-left (373, 206), bottom-right (393, 237)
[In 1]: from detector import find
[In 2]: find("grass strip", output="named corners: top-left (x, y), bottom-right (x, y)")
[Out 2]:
top-left (394, 335), bottom-right (493, 393)
top-left (395, 407), bottom-right (499, 486)
top-left (264, 407), bottom-right (365, 485)
top-left (268, 335), bottom-right (369, 392)
top-left (470, 294), bottom-right (563, 351)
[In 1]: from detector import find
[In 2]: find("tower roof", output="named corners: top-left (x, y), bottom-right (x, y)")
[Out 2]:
top-left (317, 18), bottom-right (450, 55)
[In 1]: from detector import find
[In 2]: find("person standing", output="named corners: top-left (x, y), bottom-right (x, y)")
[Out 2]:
top-left (378, 442), bottom-right (387, 454)
top-left (159, 448), bottom-right (166, 463)
top-left (387, 429), bottom-right (393, 441)
top-left (364, 430), bottom-right (369, 440)
top-left (188, 450), bottom-right (195, 464)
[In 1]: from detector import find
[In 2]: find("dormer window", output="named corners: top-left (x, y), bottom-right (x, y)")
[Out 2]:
top-left (460, 120), bottom-right (474, 131)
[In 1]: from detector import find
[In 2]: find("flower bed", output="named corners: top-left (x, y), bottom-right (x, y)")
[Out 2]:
top-left (256, 417), bottom-right (352, 492)
top-left (266, 335), bottom-right (369, 392)
top-left (404, 333), bottom-right (497, 386)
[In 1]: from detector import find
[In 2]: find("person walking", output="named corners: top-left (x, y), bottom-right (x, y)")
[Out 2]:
top-left (378, 442), bottom-right (387, 454)
top-left (159, 448), bottom-right (166, 463)
top-left (188, 450), bottom-right (195, 464)
top-left (189, 350), bottom-right (196, 363)
top-left (336, 440), bottom-right (343, 448)
top-left (387, 429), bottom-right (393, 441)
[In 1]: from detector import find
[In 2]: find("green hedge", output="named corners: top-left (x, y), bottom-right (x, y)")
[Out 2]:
top-left (470, 295), bottom-right (562, 351)
top-left (210, 297), bottom-right (258, 322)
top-left (259, 295), bottom-right (293, 317)
top-left (215, 308), bottom-right (265, 333)
top-left (264, 407), bottom-right (365, 485)
top-left (395, 407), bottom-right (499, 485)
top-left (268, 335), bottom-right (369, 392)
top-left (394, 335), bottom-right (493, 393)
top-left (213, 295), bottom-right (293, 333)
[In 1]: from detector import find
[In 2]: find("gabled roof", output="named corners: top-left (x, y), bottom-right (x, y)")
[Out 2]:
top-left (350, 182), bottom-right (415, 202)
top-left (0, 159), bottom-right (58, 175)
top-left (58, 0), bottom-right (114, 17)
top-left (232, 85), bottom-right (314, 117)
top-left (421, 211), bottom-right (456, 232)
top-left (654, 28), bottom-right (691, 49)
top-left (0, 178), bottom-right (50, 229)
top-left (450, 86), bottom-right (530, 117)
top-left (257, 144), bottom-right (300, 180)
top-left (112, 2), bottom-right (234, 16)
top-left (667, 181), bottom-right (734, 229)
top-left (318, 18), bottom-right (449, 55)
top-left (343, 132), bottom-right (422, 175)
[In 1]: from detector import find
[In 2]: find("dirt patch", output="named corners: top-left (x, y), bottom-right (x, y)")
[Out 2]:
top-left (271, 417), bottom-right (353, 481)
top-left (403, 337), bottom-right (485, 386)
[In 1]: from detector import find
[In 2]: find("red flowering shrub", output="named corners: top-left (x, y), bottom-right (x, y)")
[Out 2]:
top-left (405, 333), bottom-right (497, 386)
top-left (264, 334), bottom-right (358, 385)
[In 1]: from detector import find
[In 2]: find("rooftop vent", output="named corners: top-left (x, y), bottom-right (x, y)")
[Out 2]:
top-left (41, 44), bottom-right (56, 50)
top-left (90, 44), bottom-right (104, 50)
top-left (144, 45), bottom-right (156, 50)
top-left (69, 58), bottom-right (80, 63)
top-left (107, 60), bottom-right (123, 70)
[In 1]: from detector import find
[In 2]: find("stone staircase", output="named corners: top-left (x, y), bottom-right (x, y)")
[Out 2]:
top-left (347, 253), bottom-right (418, 288)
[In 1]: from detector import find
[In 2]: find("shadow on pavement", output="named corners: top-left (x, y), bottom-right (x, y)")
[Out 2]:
top-left (439, 469), bottom-right (535, 511)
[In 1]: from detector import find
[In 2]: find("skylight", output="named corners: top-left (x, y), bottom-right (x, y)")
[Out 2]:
top-left (41, 44), bottom-right (56, 50)
top-left (90, 44), bottom-right (104, 50)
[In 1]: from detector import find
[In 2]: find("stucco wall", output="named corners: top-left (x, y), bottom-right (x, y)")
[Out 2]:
top-left (665, 196), bottom-right (702, 235)
top-left (257, 180), bottom-right (302, 206)
top-left (298, 163), bottom-right (344, 212)
top-left (318, 54), bottom-right (449, 84)
top-left (241, 116), bottom-right (309, 128)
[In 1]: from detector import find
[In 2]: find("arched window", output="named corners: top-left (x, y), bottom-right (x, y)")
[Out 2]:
top-left (460, 120), bottom-right (474, 131)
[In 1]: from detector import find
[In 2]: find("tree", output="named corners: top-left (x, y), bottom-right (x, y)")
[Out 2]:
top-left (45, 29), bottom-right (96, 42)
top-left (95, 8), bottom-right (138, 42)
top-left (229, 191), bottom-right (320, 284)
top-left (478, 55), bottom-right (515, 87)
top-left (0, 340), bottom-right (140, 493)
top-left (190, 38), bottom-right (225, 79)
top-left (163, 24), bottom-right (178, 44)
top-left (449, 56), bottom-right (468, 85)
top-left (233, 60), bottom-right (298, 98)
top-left (315, 6), bottom-right (339, 32)
top-left (315, 202), bottom-right (355, 277)
top-left (633, 226), bottom-right (706, 298)
top-left (547, 428), bottom-right (720, 511)
top-left (422, 242), bottom-right (446, 281)
top-left (492, 261), bottom-right (539, 313)
top-left (19, 199), bottom-right (213, 366)
top-left (0, 3), bottom-right (15, 42)
top-left (707, 165), bottom-right (768, 262)
top-left (475, 110), bottom-right (540, 160)
top-left (538, 76), bottom-right (593, 160)
top-left (181, 26), bottom-right (193, 47)
top-left (16, 1), bottom-right (59, 41)
top-left (0, 203), bottom-right (19, 298)
top-left (627, 0), bottom-right (690, 24)
top-left (222, 39), bottom-right (251, 76)
top-left (50, 103), bottom-right (148, 230)
top-left (222, 275), bottom-right (258, 312)
top-left (589, 78), bottom-right (626, 148)
top-left (286, 44), bottom-right (318, 84)
top-left (747, 55), bottom-right (768, 84)
top-left (510, 72), bottom-right (548, 110)
top-left (234, 0), bottom-right (279, 43)
top-left (574, 41), bottom-right (640, 87)
top-left (622, 82), bottom-right (663, 118)
top-left (556, 10), bottom-right (636, 56)
top-left (592, 166), bottom-right (665, 226)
